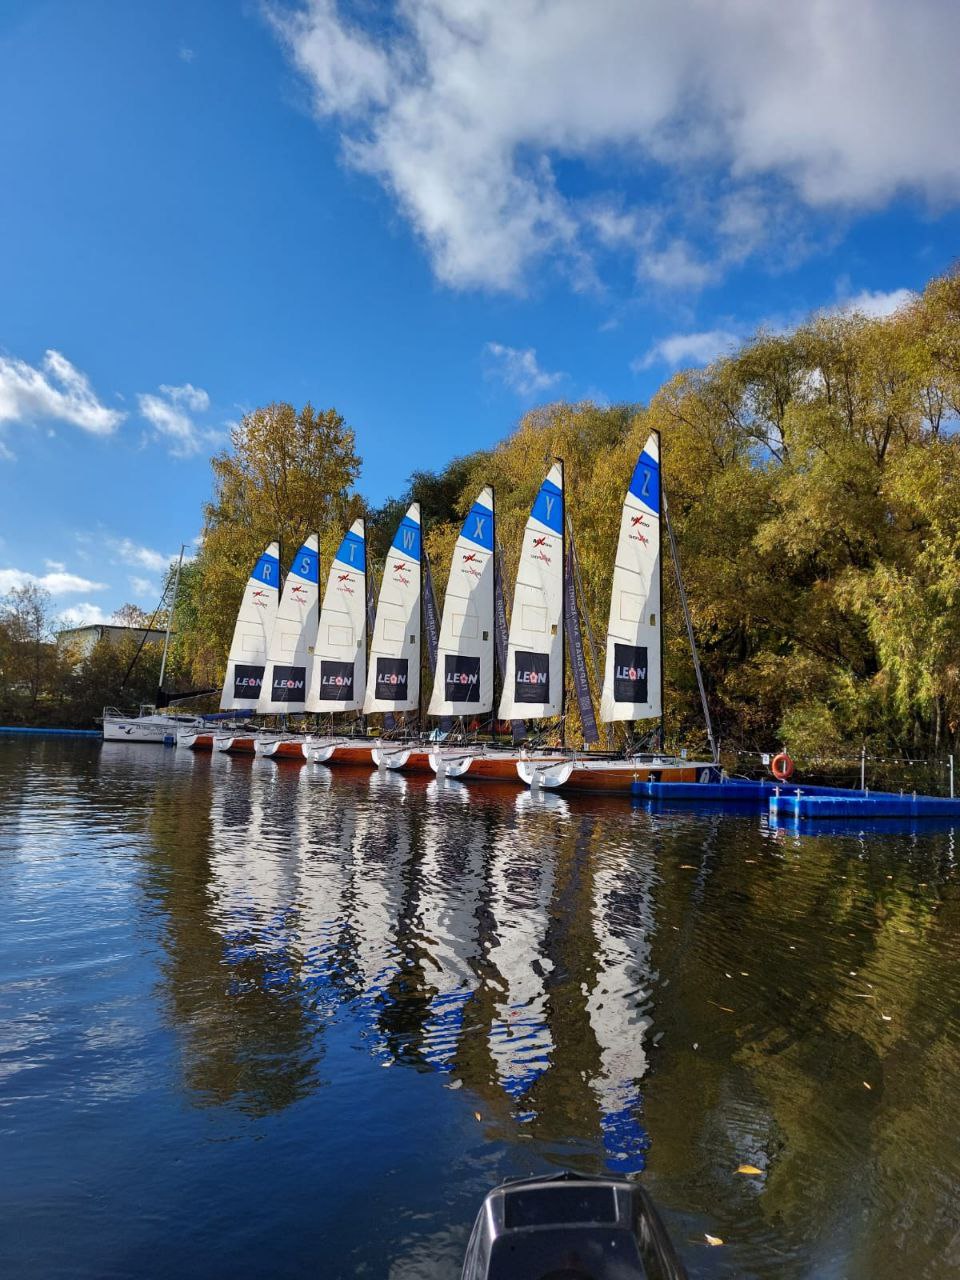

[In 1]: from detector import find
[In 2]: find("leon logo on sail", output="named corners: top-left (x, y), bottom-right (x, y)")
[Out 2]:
top-left (271, 665), bottom-right (306, 700)
top-left (514, 651), bottom-right (550, 702)
top-left (613, 643), bottom-right (648, 702)
top-left (233, 664), bottom-right (264, 696)
top-left (374, 656), bottom-right (408, 701)
top-left (444, 655), bottom-right (480, 703)
top-left (319, 661), bottom-right (354, 699)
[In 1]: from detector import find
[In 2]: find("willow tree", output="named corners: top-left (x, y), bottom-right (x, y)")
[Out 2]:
top-left (179, 402), bottom-right (363, 683)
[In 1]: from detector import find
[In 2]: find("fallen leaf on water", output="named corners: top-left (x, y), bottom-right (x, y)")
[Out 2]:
top-left (881, 1013), bottom-right (892, 1022)
top-left (740, 971), bottom-right (749, 976)
top-left (474, 1111), bottom-right (482, 1121)
top-left (736, 1165), bottom-right (763, 1176)
top-left (708, 1000), bottom-right (735, 1013)
top-left (863, 1082), bottom-right (872, 1090)
top-left (680, 864), bottom-right (696, 870)
top-left (705, 1234), bottom-right (724, 1247)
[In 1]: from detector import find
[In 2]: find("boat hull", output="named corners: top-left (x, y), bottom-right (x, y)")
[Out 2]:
top-left (303, 736), bottom-right (375, 766)
top-left (177, 729), bottom-right (213, 750)
top-left (102, 715), bottom-right (198, 744)
top-left (213, 733), bottom-right (256, 754)
top-left (373, 744), bottom-right (433, 773)
top-left (255, 733), bottom-right (305, 760)
top-left (518, 757), bottom-right (718, 793)
top-left (429, 746), bottom-right (563, 783)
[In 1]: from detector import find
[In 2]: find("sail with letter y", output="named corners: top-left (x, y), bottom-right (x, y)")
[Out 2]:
top-left (305, 519), bottom-right (367, 713)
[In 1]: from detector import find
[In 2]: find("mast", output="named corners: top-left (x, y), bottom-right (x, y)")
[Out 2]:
top-left (559, 457), bottom-right (566, 751)
top-left (656, 429), bottom-right (665, 752)
top-left (157, 543), bottom-right (185, 698)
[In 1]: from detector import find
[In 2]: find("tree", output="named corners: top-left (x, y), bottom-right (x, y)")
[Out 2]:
top-left (0, 584), bottom-right (64, 721)
top-left (180, 402), bottom-right (363, 682)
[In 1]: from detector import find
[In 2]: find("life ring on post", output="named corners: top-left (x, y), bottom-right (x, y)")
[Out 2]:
top-left (770, 751), bottom-right (795, 782)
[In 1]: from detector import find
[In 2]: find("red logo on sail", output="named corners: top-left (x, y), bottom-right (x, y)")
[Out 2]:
top-left (532, 535), bottom-right (552, 564)
top-left (252, 589), bottom-right (268, 607)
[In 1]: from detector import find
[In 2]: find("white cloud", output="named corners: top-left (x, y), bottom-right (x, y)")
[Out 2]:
top-left (832, 287), bottom-right (917, 319)
top-left (0, 568), bottom-right (107, 595)
top-left (178, 46), bottom-right (196, 63)
top-left (57, 603), bottom-right (113, 628)
top-left (635, 329), bottom-right (741, 371)
top-left (138, 382), bottom-right (215, 457)
top-left (129, 575), bottom-right (156, 598)
top-left (485, 343), bottom-right (564, 397)
top-left (0, 349), bottom-right (124, 434)
top-left (272, 0), bottom-right (960, 292)
top-left (44, 559), bottom-right (66, 572)
top-left (109, 538), bottom-right (177, 574)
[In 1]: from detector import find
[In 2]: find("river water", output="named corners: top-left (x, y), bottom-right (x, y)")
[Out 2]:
top-left (1, 739), bottom-right (959, 1278)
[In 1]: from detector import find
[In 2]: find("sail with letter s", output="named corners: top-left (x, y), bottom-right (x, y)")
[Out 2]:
top-left (427, 487), bottom-right (495, 717)
top-left (305, 519), bottom-right (366, 713)
top-left (362, 503), bottom-right (422, 714)
top-left (497, 463), bottom-right (564, 721)
top-left (256, 534), bottom-right (320, 714)
top-left (599, 433), bottom-right (661, 722)
top-left (219, 541), bottom-right (280, 710)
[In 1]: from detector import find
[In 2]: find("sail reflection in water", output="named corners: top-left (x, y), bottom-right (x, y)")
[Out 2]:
top-left (200, 760), bottom-right (655, 1162)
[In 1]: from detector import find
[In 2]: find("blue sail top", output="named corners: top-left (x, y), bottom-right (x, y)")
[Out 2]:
top-left (461, 499), bottom-right (494, 550)
top-left (391, 510), bottom-right (421, 560)
top-left (531, 474), bottom-right (563, 534)
top-left (251, 546), bottom-right (280, 589)
top-left (335, 526), bottom-right (366, 572)
top-left (289, 541), bottom-right (320, 584)
top-left (628, 446), bottom-right (660, 514)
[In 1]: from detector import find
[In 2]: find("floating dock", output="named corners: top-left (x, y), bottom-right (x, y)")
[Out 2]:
top-left (769, 789), bottom-right (960, 822)
top-left (631, 778), bottom-right (863, 805)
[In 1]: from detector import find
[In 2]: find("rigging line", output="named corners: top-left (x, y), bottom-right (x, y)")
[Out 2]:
top-left (662, 483), bottom-right (717, 762)
top-left (120, 564), bottom-right (176, 691)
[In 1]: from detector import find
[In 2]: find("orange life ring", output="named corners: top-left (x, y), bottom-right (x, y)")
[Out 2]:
top-left (771, 751), bottom-right (795, 781)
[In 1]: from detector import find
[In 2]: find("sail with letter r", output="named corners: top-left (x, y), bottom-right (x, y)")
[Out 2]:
top-left (363, 503), bottom-right (422, 714)
top-left (219, 541), bottom-right (280, 710)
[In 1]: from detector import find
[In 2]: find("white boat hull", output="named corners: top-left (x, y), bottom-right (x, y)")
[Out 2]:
top-left (102, 714), bottom-right (198, 744)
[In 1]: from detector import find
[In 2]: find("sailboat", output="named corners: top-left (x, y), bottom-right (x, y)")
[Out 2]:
top-left (211, 541), bottom-right (282, 753)
top-left (103, 546), bottom-right (205, 744)
top-left (253, 534), bottom-right (321, 758)
top-left (301, 518), bottom-right (374, 765)
top-left (517, 432), bottom-right (717, 792)
top-left (430, 463), bottom-right (565, 782)
top-left (365, 503), bottom-right (425, 769)
top-left (382, 487), bottom-right (495, 773)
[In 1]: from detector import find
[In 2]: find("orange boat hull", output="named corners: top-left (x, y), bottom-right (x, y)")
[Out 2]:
top-left (557, 763), bottom-right (700, 793)
top-left (269, 740), bottom-right (305, 760)
top-left (462, 754), bottom-right (562, 783)
top-left (327, 744), bottom-right (375, 767)
top-left (220, 736), bottom-right (255, 754)
top-left (187, 733), bottom-right (213, 751)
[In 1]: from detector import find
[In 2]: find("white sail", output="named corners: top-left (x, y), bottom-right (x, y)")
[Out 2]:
top-left (256, 534), bottom-right (320, 714)
top-left (427, 487), bottom-right (495, 717)
top-left (219, 541), bottom-right (280, 710)
top-left (600, 434), bottom-right (661, 722)
top-left (362, 503), bottom-right (421, 714)
top-left (497, 462), bottom-right (564, 721)
top-left (305, 519), bottom-right (367, 713)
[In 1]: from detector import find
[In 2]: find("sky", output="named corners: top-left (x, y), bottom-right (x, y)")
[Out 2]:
top-left (1, 0), bottom-right (959, 628)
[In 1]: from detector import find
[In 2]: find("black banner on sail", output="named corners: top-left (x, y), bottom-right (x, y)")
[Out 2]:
top-left (495, 544), bottom-right (526, 741)
top-left (445, 654), bottom-right (480, 703)
top-left (270, 664), bottom-right (307, 703)
top-left (375, 656), bottom-right (409, 703)
top-left (422, 550), bottom-right (440, 677)
top-left (564, 544), bottom-right (600, 744)
top-left (318, 660), bottom-right (354, 701)
top-left (232, 663), bottom-right (264, 700)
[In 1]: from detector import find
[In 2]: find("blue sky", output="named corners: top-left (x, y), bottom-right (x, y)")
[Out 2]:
top-left (2, 0), bottom-right (958, 626)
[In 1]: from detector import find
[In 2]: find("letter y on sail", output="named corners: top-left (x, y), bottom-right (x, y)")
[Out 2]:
top-left (257, 534), bottom-right (320, 714)
top-left (219, 541), bottom-right (280, 710)
top-left (305, 519), bottom-right (367, 713)
top-left (600, 434), bottom-right (661, 722)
